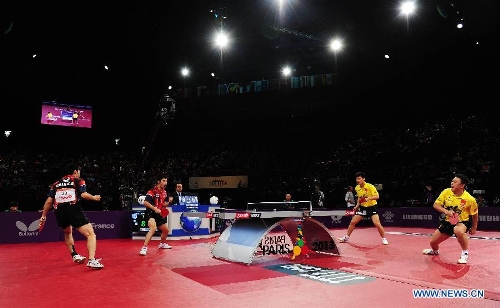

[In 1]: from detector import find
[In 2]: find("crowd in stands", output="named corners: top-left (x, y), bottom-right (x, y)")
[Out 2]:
top-left (1, 109), bottom-right (498, 212)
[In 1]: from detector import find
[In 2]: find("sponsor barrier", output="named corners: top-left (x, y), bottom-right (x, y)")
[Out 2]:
top-left (0, 211), bottom-right (131, 244)
top-left (315, 207), bottom-right (499, 231)
top-left (0, 207), bottom-right (498, 244)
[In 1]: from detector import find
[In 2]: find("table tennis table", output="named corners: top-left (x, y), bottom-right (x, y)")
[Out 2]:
top-left (184, 202), bottom-right (351, 264)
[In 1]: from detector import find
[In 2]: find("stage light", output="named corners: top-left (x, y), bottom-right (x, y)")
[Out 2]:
top-left (282, 66), bottom-right (292, 77)
top-left (400, 1), bottom-right (416, 16)
top-left (214, 31), bottom-right (229, 49)
top-left (329, 39), bottom-right (342, 52)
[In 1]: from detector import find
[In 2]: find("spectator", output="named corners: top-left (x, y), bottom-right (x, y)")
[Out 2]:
top-left (345, 186), bottom-right (355, 208)
top-left (476, 194), bottom-right (488, 207)
top-left (492, 196), bottom-right (500, 207)
top-left (4, 201), bottom-right (22, 212)
top-left (171, 182), bottom-right (184, 205)
top-left (311, 184), bottom-right (325, 208)
top-left (422, 184), bottom-right (437, 206)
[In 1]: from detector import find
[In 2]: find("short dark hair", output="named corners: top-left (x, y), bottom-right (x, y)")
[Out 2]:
top-left (156, 174), bottom-right (168, 182)
top-left (64, 163), bottom-right (80, 176)
top-left (9, 201), bottom-right (19, 207)
top-left (355, 172), bottom-right (366, 179)
top-left (454, 173), bottom-right (469, 185)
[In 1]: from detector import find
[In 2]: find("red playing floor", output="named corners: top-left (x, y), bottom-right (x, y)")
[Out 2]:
top-left (0, 227), bottom-right (499, 308)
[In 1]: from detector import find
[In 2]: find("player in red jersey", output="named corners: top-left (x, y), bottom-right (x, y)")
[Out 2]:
top-left (139, 175), bottom-right (173, 255)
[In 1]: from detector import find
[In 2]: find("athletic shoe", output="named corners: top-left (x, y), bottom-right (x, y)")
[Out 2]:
top-left (139, 247), bottom-right (148, 256)
top-left (72, 254), bottom-right (87, 264)
top-left (338, 236), bottom-right (349, 243)
top-left (457, 253), bottom-right (468, 264)
top-left (158, 243), bottom-right (172, 249)
top-left (382, 238), bottom-right (389, 245)
top-left (86, 258), bottom-right (104, 269)
top-left (422, 248), bottom-right (439, 255)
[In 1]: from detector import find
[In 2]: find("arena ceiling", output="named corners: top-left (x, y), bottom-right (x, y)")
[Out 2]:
top-left (0, 0), bottom-right (498, 130)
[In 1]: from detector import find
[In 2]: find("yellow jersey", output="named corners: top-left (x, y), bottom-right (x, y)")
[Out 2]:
top-left (435, 188), bottom-right (478, 222)
top-left (355, 182), bottom-right (378, 207)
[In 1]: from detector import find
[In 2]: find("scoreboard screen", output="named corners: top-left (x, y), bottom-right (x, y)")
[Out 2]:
top-left (130, 210), bottom-right (160, 234)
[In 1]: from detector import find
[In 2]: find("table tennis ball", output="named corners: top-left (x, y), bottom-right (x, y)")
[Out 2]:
top-left (138, 195), bottom-right (146, 205)
top-left (209, 196), bottom-right (219, 205)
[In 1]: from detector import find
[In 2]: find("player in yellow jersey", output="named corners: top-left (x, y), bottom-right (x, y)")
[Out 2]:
top-left (422, 173), bottom-right (478, 264)
top-left (338, 172), bottom-right (388, 245)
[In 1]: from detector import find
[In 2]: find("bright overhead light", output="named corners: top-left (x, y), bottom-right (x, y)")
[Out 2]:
top-left (330, 39), bottom-right (342, 51)
top-left (400, 1), bottom-right (416, 16)
top-left (282, 66), bottom-right (292, 76)
top-left (214, 31), bottom-right (229, 48)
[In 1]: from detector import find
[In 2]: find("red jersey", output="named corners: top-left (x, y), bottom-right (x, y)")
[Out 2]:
top-left (145, 186), bottom-right (168, 209)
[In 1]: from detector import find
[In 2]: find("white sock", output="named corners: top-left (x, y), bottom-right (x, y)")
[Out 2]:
top-left (462, 250), bottom-right (468, 255)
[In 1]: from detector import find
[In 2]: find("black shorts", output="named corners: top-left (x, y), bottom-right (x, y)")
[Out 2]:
top-left (355, 206), bottom-right (378, 217)
top-left (54, 203), bottom-right (90, 229)
top-left (145, 210), bottom-right (167, 227)
top-left (438, 220), bottom-right (472, 236)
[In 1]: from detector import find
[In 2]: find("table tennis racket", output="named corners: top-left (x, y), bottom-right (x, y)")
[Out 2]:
top-left (38, 220), bottom-right (45, 232)
top-left (160, 207), bottom-right (169, 218)
top-left (449, 212), bottom-right (459, 225)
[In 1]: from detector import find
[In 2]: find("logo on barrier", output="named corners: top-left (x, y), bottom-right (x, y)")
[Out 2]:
top-left (330, 215), bottom-right (343, 224)
top-left (206, 212), bottom-right (220, 218)
top-left (91, 223), bottom-right (115, 229)
top-left (382, 211), bottom-right (394, 222)
top-left (235, 212), bottom-right (250, 219)
top-left (16, 219), bottom-right (40, 237)
top-left (258, 234), bottom-right (293, 255)
top-left (403, 214), bottom-right (433, 220)
top-left (180, 210), bottom-right (202, 232)
top-left (479, 215), bottom-right (500, 222)
top-left (345, 210), bottom-right (355, 216)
